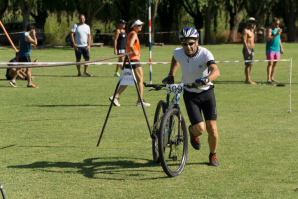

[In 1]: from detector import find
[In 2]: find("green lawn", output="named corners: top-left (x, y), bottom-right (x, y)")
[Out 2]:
top-left (0, 43), bottom-right (297, 198)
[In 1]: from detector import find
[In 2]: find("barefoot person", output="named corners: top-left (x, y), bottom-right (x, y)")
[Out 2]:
top-left (242, 17), bottom-right (257, 84)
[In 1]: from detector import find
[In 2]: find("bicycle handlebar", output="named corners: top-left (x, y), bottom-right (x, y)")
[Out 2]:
top-left (143, 82), bottom-right (196, 91)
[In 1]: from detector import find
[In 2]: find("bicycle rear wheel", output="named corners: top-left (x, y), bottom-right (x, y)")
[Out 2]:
top-left (152, 100), bottom-right (167, 163)
top-left (159, 108), bottom-right (188, 177)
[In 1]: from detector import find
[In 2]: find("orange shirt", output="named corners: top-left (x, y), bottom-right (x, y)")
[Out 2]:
top-left (126, 31), bottom-right (140, 60)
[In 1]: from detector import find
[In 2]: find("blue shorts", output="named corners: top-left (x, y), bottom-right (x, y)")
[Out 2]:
top-left (75, 46), bottom-right (90, 60)
top-left (242, 48), bottom-right (254, 65)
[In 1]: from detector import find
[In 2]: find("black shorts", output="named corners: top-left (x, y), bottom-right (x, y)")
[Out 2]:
top-left (124, 59), bottom-right (141, 70)
top-left (19, 55), bottom-right (31, 62)
top-left (183, 87), bottom-right (217, 125)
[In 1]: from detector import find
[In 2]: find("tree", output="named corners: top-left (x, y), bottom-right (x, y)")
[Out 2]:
top-left (225, 0), bottom-right (245, 42)
top-left (74, 0), bottom-right (108, 36)
top-left (243, 0), bottom-right (275, 22)
top-left (114, 0), bottom-right (132, 23)
top-left (178, 0), bottom-right (205, 30)
top-left (0, 0), bottom-right (9, 21)
top-left (19, 0), bottom-right (35, 31)
top-left (274, 0), bottom-right (298, 42)
top-left (204, 0), bottom-right (221, 44)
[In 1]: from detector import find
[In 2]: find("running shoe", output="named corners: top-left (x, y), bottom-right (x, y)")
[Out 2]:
top-left (109, 96), bottom-right (120, 106)
top-left (83, 73), bottom-right (93, 77)
top-left (272, 79), bottom-right (278, 82)
top-left (9, 81), bottom-right (17, 87)
top-left (27, 83), bottom-right (38, 88)
top-left (114, 72), bottom-right (120, 77)
top-left (189, 125), bottom-right (201, 150)
top-left (78, 73), bottom-right (82, 77)
top-left (136, 100), bottom-right (151, 107)
top-left (209, 155), bottom-right (219, 166)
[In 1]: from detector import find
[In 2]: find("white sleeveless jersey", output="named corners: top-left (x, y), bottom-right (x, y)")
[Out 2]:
top-left (173, 46), bottom-right (215, 93)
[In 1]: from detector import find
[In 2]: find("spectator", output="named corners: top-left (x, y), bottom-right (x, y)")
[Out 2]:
top-left (113, 19), bottom-right (127, 77)
top-left (266, 17), bottom-right (283, 84)
top-left (242, 17), bottom-right (257, 84)
top-left (109, 19), bottom-right (150, 107)
top-left (71, 14), bottom-right (92, 77)
top-left (9, 24), bottom-right (38, 88)
top-left (6, 57), bottom-right (36, 81)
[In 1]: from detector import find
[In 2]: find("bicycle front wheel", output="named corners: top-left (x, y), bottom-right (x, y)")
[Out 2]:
top-left (152, 100), bottom-right (167, 163)
top-left (159, 108), bottom-right (188, 177)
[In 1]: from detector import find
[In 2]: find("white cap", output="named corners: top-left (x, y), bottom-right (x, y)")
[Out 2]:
top-left (130, 20), bottom-right (144, 28)
top-left (248, 17), bottom-right (257, 22)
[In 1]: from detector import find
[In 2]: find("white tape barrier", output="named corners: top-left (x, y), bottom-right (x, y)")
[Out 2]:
top-left (0, 59), bottom-right (292, 66)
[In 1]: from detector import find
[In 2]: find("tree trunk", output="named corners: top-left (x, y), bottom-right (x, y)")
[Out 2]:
top-left (0, 0), bottom-right (9, 21)
top-left (30, 1), bottom-right (48, 29)
top-left (20, 0), bottom-right (34, 31)
top-left (204, 0), bottom-right (219, 44)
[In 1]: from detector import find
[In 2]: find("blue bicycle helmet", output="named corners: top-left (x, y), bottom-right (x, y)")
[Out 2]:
top-left (179, 27), bottom-right (199, 41)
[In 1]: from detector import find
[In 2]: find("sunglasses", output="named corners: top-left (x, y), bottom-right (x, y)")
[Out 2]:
top-left (181, 41), bottom-right (196, 46)
top-left (137, 25), bottom-right (142, 27)
top-left (248, 20), bottom-right (256, 24)
top-left (275, 22), bottom-right (280, 25)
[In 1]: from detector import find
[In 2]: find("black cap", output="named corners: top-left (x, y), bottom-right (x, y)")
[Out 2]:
top-left (118, 19), bottom-right (127, 24)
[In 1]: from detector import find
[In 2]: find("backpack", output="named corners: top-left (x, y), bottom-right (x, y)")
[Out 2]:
top-left (65, 23), bottom-right (79, 47)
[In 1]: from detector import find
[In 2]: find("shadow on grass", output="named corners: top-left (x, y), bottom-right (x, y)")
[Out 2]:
top-left (8, 157), bottom-right (167, 180)
top-left (0, 145), bottom-right (15, 150)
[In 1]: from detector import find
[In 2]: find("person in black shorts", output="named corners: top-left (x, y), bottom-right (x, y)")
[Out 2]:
top-left (113, 19), bottom-right (127, 77)
top-left (9, 24), bottom-right (38, 88)
top-left (162, 27), bottom-right (220, 166)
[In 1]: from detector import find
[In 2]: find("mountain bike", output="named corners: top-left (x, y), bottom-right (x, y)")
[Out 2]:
top-left (144, 82), bottom-right (195, 177)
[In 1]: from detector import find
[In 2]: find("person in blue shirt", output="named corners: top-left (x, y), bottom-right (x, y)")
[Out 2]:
top-left (266, 17), bottom-right (284, 84)
top-left (9, 23), bottom-right (38, 88)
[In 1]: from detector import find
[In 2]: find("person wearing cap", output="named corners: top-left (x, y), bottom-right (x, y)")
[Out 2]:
top-left (266, 17), bottom-right (283, 84)
top-left (109, 19), bottom-right (151, 107)
top-left (162, 27), bottom-right (220, 166)
top-left (9, 24), bottom-right (38, 88)
top-left (242, 17), bottom-right (257, 85)
top-left (113, 19), bottom-right (127, 77)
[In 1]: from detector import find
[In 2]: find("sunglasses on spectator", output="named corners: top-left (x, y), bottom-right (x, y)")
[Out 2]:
top-left (181, 41), bottom-right (196, 46)
top-left (275, 22), bottom-right (280, 25)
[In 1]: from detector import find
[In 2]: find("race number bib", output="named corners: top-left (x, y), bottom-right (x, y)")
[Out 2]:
top-left (118, 49), bottom-right (125, 54)
top-left (166, 83), bottom-right (184, 95)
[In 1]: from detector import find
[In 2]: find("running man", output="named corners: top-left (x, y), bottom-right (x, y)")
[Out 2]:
top-left (113, 19), bottom-right (127, 77)
top-left (242, 17), bottom-right (257, 84)
top-left (266, 17), bottom-right (283, 84)
top-left (162, 27), bottom-right (220, 166)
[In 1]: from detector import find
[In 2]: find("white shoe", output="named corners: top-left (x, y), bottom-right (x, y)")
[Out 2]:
top-left (109, 96), bottom-right (120, 106)
top-left (136, 100), bottom-right (151, 107)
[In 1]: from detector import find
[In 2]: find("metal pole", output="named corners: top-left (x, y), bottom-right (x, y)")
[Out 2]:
top-left (148, 0), bottom-right (152, 84)
top-left (0, 181), bottom-right (7, 199)
top-left (288, 58), bottom-right (292, 113)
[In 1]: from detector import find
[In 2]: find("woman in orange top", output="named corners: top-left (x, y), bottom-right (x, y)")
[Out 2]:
top-left (109, 19), bottom-right (150, 107)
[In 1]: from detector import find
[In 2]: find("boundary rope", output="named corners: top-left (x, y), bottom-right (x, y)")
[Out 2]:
top-left (0, 59), bottom-right (292, 69)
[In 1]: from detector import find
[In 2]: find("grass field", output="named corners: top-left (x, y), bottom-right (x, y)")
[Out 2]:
top-left (0, 43), bottom-right (298, 199)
